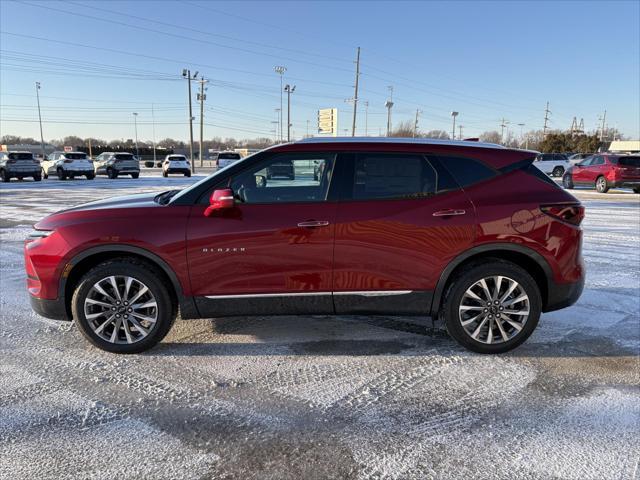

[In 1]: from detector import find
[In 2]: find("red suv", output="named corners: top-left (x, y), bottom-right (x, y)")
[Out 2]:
top-left (563, 154), bottom-right (640, 193)
top-left (25, 138), bottom-right (585, 354)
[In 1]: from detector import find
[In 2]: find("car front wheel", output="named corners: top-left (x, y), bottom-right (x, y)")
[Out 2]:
top-left (107, 168), bottom-right (118, 179)
top-left (562, 174), bottom-right (574, 189)
top-left (0, 170), bottom-right (8, 182)
top-left (442, 259), bottom-right (541, 354)
top-left (552, 166), bottom-right (564, 177)
top-left (71, 258), bottom-right (176, 353)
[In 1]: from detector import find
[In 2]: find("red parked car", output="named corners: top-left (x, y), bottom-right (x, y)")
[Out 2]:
top-left (563, 154), bottom-right (640, 193)
top-left (25, 138), bottom-right (585, 354)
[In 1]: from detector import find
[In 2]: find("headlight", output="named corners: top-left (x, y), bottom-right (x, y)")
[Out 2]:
top-left (25, 229), bottom-right (53, 244)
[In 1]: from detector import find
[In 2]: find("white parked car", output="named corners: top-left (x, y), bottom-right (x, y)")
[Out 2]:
top-left (162, 154), bottom-right (191, 177)
top-left (215, 151), bottom-right (242, 170)
top-left (41, 151), bottom-right (95, 180)
top-left (567, 153), bottom-right (593, 165)
top-left (533, 153), bottom-right (571, 177)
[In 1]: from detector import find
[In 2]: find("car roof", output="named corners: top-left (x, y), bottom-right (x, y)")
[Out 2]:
top-left (296, 136), bottom-right (506, 150)
top-left (6, 150), bottom-right (33, 154)
top-left (54, 151), bottom-right (86, 155)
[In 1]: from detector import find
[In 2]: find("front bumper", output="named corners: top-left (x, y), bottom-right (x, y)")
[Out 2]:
top-left (30, 294), bottom-right (69, 321)
top-left (543, 275), bottom-right (585, 312)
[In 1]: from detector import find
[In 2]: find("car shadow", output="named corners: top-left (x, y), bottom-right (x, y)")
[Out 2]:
top-left (150, 312), bottom-right (638, 359)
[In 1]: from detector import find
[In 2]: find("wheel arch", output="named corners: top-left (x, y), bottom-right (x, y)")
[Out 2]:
top-left (429, 243), bottom-right (553, 316)
top-left (61, 245), bottom-right (197, 320)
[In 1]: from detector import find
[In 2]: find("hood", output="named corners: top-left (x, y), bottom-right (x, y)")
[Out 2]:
top-left (35, 192), bottom-right (162, 231)
top-left (61, 192), bottom-right (159, 213)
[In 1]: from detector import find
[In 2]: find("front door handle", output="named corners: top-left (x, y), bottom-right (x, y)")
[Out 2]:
top-left (432, 209), bottom-right (466, 217)
top-left (297, 220), bottom-right (330, 228)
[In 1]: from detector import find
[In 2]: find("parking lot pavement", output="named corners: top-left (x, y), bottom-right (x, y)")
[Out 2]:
top-left (1, 175), bottom-right (638, 479)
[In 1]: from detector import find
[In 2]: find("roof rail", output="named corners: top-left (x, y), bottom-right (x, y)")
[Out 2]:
top-left (295, 136), bottom-right (505, 149)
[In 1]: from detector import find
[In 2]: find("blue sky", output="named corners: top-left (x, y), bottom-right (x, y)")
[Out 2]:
top-left (1, 0), bottom-right (638, 143)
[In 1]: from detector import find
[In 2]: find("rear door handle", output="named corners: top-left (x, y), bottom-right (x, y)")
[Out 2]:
top-left (432, 209), bottom-right (466, 217)
top-left (297, 220), bottom-right (330, 228)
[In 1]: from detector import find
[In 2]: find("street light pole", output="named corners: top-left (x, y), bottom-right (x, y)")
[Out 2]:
top-left (284, 84), bottom-right (295, 142)
top-left (35, 82), bottom-right (45, 159)
top-left (451, 111), bottom-right (459, 140)
top-left (132, 112), bottom-right (139, 159)
top-left (182, 69), bottom-right (198, 174)
top-left (274, 66), bottom-right (287, 142)
top-left (198, 77), bottom-right (208, 168)
top-left (151, 103), bottom-right (157, 165)
top-left (385, 86), bottom-right (394, 137)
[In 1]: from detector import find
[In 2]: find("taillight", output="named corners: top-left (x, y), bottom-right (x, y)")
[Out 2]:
top-left (541, 204), bottom-right (585, 226)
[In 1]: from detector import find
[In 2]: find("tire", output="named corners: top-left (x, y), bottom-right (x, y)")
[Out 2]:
top-left (633, 188), bottom-right (640, 194)
top-left (552, 166), bottom-right (564, 177)
top-left (163, 171), bottom-right (168, 178)
top-left (0, 170), bottom-right (9, 182)
top-left (131, 173), bottom-right (139, 179)
top-left (17, 176), bottom-right (23, 181)
top-left (33, 174), bottom-right (42, 182)
top-left (107, 168), bottom-right (118, 179)
top-left (71, 258), bottom-right (177, 354)
top-left (595, 175), bottom-right (609, 193)
top-left (185, 172), bottom-right (191, 177)
top-left (562, 174), bottom-right (574, 189)
top-left (86, 173), bottom-right (95, 180)
top-left (57, 168), bottom-right (67, 180)
top-left (442, 258), bottom-right (542, 354)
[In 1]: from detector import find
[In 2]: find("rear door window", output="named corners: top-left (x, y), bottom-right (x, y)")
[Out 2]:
top-left (352, 154), bottom-right (437, 200)
top-left (115, 154), bottom-right (134, 161)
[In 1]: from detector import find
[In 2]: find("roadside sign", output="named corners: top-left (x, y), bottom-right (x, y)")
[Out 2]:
top-left (64, 146), bottom-right (73, 152)
top-left (317, 108), bottom-right (338, 136)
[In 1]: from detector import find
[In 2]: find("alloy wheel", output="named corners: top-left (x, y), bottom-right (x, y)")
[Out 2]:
top-left (83, 275), bottom-right (158, 344)
top-left (458, 276), bottom-right (530, 344)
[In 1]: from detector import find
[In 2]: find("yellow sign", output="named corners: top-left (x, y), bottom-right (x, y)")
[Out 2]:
top-left (317, 108), bottom-right (338, 136)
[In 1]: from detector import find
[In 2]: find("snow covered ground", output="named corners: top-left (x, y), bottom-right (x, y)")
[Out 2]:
top-left (1, 175), bottom-right (638, 479)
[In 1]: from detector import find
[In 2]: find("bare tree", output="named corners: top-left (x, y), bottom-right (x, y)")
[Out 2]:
top-left (423, 130), bottom-right (450, 139)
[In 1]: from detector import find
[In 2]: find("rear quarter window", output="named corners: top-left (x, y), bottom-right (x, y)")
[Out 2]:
top-left (612, 156), bottom-right (640, 167)
top-left (437, 156), bottom-right (497, 188)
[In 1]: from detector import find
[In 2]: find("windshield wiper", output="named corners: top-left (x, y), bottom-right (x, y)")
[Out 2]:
top-left (155, 189), bottom-right (180, 205)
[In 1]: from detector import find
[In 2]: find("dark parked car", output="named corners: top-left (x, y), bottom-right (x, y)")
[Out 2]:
top-left (563, 154), bottom-right (640, 193)
top-left (26, 138), bottom-right (585, 354)
top-left (266, 159), bottom-right (295, 179)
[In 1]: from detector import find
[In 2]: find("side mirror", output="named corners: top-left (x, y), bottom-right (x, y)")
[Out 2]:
top-left (204, 188), bottom-right (234, 217)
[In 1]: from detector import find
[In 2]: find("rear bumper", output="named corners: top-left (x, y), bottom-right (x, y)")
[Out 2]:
top-left (5, 169), bottom-right (40, 177)
top-left (30, 294), bottom-right (69, 321)
top-left (543, 275), bottom-right (585, 312)
top-left (165, 168), bottom-right (190, 174)
top-left (60, 170), bottom-right (94, 175)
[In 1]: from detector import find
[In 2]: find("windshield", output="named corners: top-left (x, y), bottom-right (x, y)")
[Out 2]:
top-left (115, 154), bottom-right (134, 160)
top-left (169, 150), bottom-right (261, 204)
top-left (219, 153), bottom-right (240, 160)
top-left (64, 153), bottom-right (87, 160)
top-left (8, 152), bottom-right (34, 160)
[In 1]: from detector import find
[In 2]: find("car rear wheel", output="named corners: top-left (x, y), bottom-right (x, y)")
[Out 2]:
top-left (107, 168), bottom-right (118, 179)
top-left (442, 259), bottom-right (541, 354)
top-left (131, 173), bottom-right (139, 179)
top-left (57, 168), bottom-right (67, 180)
top-left (86, 173), bottom-right (95, 180)
top-left (562, 174), bottom-right (574, 189)
top-left (185, 172), bottom-right (191, 177)
top-left (0, 170), bottom-right (8, 182)
top-left (595, 175), bottom-right (609, 193)
top-left (163, 171), bottom-right (168, 177)
top-left (634, 188), bottom-right (640, 194)
top-left (33, 174), bottom-right (42, 182)
top-left (552, 166), bottom-right (564, 177)
top-left (71, 259), bottom-right (176, 353)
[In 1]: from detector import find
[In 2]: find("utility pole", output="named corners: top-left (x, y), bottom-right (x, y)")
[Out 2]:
top-left (35, 82), bottom-right (45, 159)
top-left (413, 109), bottom-right (422, 138)
top-left (182, 69), bottom-right (197, 173)
top-left (151, 103), bottom-right (157, 165)
top-left (198, 77), bottom-right (208, 167)
top-left (274, 66), bottom-right (287, 142)
top-left (500, 118), bottom-right (509, 144)
top-left (517, 123), bottom-right (525, 147)
top-left (284, 84), bottom-right (295, 142)
top-left (451, 111), bottom-right (459, 140)
top-left (132, 112), bottom-right (139, 159)
top-left (351, 47), bottom-right (360, 136)
top-left (306, 119), bottom-right (310, 138)
top-left (543, 101), bottom-right (551, 137)
top-left (88, 137), bottom-right (92, 159)
top-left (385, 86), bottom-right (394, 136)
top-left (599, 109), bottom-right (607, 141)
top-left (458, 124), bottom-right (463, 140)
